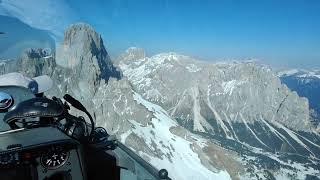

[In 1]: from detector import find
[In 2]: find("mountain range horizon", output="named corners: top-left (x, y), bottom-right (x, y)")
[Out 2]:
top-left (1, 0), bottom-right (320, 68)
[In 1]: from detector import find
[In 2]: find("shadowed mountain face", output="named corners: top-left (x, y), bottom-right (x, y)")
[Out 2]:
top-left (1, 24), bottom-right (320, 179)
top-left (0, 15), bottom-right (55, 59)
top-left (279, 70), bottom-right (320, 127)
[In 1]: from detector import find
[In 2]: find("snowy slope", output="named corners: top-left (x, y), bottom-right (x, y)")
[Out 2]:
top-left (120, 91), bottom-right (231, 180)
top-left (278, 69), bottom-right (320, 79)
top-left (118, 49), bottom-right (320, 179)
top-left (3, 23), bottom-right (320, 179)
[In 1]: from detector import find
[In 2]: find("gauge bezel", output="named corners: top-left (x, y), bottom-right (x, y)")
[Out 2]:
top-left (0, 153), bottom-right (15, 165)
top-left (40, 148), bottom-right (70, 170)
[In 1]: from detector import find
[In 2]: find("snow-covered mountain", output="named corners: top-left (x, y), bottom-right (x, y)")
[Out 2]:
top-left (278, 69), bottom-right (320, 129)
top-left (0, 24), bottom-right (234, 180)
top-left (278, 69), bottom-right (320, 79)
top-left (1, 24), bottom-right (320, 179)
top-left (117, 48), bottom-right (320, 179)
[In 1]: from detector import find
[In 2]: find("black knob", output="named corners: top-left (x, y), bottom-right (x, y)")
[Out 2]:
top-left (159, 169), bottom-right (169, 179)
top-left (63, 94), bottom-right (86, 112)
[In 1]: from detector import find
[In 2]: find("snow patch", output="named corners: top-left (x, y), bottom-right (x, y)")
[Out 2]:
top-left (186, 64), bottom-right (201, 73)
top-left (239, 113), bottom-right (270, 149)
top-left (273, 121), bottom-right (315, 156)
top-left (207, 85), bottom-right (233, 139)
top-left (278, 69), bottom-right (320, 79)
top-left (298, 72), bottom-right (320, 79)
top-left (123, 91), bottom-right (232, 180)
top-left (277, 69), bottom-right (299, 77)
top-left (221, 80), bottom-right (246, 95)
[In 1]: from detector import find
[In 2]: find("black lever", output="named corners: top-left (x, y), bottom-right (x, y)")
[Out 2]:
top-left (63, 94), bottom-right (95, 137)
top-left (63, 94), bottom-right (86, 112)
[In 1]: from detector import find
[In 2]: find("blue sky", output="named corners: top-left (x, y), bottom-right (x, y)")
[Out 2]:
top-left (67, 0), bottom-right (320, 68)
top-left (1, 0), bottom-right (320, 68)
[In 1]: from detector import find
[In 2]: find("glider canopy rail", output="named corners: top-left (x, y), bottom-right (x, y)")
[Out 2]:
top-left (116, 141), bottom-right (171, 180)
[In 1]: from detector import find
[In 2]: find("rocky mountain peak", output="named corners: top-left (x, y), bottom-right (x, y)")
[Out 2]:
top-left (23, 48), bottom-right (52, 59)
top-left (119, 52), bottom-right (320, 160)
top-left (53, 24), bottom-right (120, 102)
top-left (3, 23), bottom-right (121, 102)
top-left (63, 23), bottom-right (107, 59)
top-left (1, 23), bottom-right (320, 179)
top-left (56, 23), bottom-right (120, 82)
top-left (117, 47), bottom-right (146, 62)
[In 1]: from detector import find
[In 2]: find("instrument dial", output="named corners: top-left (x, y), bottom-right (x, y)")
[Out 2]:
top-left (40, 146), bottom-right (69, 169)
top-left (0, 153), bottom-right (15, 165)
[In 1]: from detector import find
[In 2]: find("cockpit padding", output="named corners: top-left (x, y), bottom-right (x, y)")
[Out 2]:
top-left (3, 97), bottom-right (64, 129)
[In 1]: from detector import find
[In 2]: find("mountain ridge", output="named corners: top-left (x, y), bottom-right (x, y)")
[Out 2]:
top-left (1, 24), bottom-right (320, 179)
top-left (119, 48), bottom-right (313, 131)
top-left (118, 46), bottom-right (320, 178)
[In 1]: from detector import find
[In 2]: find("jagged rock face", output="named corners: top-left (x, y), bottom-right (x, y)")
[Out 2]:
top-left (1, 49), bottom-right (55, 76)
top-left (89, 78), bottom-right (235, 180)
top-left (1, 24), bottom-right (121, 104)
top-left (56, 23), bottom-right (120, 79)
top-left (115, 47), bottom-right (146, 63)
top-left (52, 23), bottom-right (121, 102)
top-left (119, 49), bottom-right (320, 178)
top-left (0, 24), bottom-right (235, 180)
top-left (119, 52), bottom-right (311, 132)
top-left (16, 48), bottom-right (56, 77)
top-left (92, 78), bottom-right (154, 135)
top-left (2, 23), bottom-right (320, 179)
top-left (278, 69), bottom-right (320, 129)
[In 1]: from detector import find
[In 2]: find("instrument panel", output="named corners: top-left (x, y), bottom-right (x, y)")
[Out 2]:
top-left (40, 146), bottom-right (69, 170)
top-left (0, 152), bottom-right (19, 166)
top-left (0, 143), bottom-right (85, 180)
top-left (0, 144), bottom-right (71, 169)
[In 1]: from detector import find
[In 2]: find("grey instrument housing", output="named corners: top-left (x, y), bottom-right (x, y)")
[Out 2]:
top-left (0, 86), bottom-right (35, 132)
top-left (0, 86), bottom-right (86, 180)
top-left (0, 127), bottom-right (86, 180)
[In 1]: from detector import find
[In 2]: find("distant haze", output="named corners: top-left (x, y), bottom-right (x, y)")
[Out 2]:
top-left (0, 0), bottom-right (319, 68)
